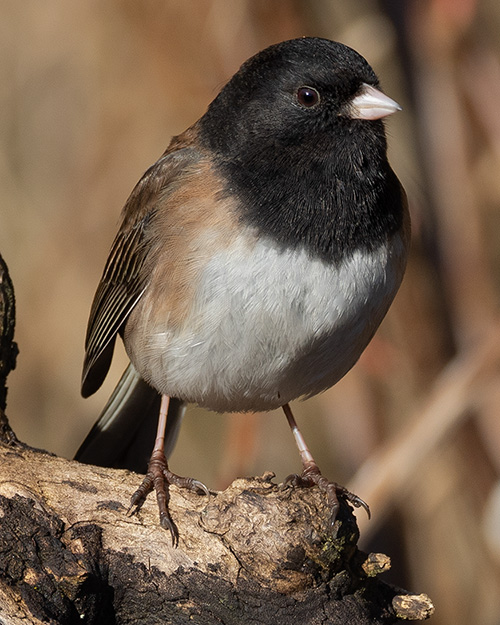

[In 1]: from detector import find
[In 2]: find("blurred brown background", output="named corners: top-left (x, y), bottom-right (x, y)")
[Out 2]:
top-left (2, 1), bottom-right (500, 623)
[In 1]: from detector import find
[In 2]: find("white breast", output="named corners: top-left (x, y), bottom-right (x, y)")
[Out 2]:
top-left (128, 233), bottom-right (406, 412)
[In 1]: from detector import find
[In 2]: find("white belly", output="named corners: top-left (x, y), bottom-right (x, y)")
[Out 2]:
top-left (127, 234), bottom-right (405, 412)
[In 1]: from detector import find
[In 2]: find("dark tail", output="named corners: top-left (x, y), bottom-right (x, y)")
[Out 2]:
top-left (75, 363), bottom-right (185, 474)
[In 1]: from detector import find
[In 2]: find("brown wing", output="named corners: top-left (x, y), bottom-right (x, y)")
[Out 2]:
top-left (81, 142), bottom-right (201, 398)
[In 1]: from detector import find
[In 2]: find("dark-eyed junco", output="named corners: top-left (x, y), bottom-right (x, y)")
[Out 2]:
top-left (76, 37), bottom-right (409, 544)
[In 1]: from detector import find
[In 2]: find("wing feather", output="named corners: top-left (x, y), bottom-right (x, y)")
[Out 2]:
top-left (81, 143), bottom-right (201, 397)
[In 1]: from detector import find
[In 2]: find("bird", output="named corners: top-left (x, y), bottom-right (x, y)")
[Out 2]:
top-left (76, 37), bottom-right (410, 545)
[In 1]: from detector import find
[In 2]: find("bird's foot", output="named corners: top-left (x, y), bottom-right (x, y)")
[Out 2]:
top-left (128, 449), bottom-right (209, 546)
top-left (285, 462), bottom-right (370, 526)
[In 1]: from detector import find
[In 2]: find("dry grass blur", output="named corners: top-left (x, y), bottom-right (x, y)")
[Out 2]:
top-left (1, 1), bottom-right (500, 623)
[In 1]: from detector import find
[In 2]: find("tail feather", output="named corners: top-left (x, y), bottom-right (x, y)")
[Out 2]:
top-left (75, 363), bottom-right (185, 474)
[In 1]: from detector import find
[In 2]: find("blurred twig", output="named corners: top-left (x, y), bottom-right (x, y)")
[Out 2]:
top-left (350, 320), bottom-right (500, 539)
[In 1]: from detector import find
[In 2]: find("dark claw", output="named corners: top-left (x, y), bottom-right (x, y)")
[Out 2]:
top-left (127, 450), bottom-right (209, 546)
top-left (160, 511), bottom-right (179, 547)
top-left (284, 472), bottom-right (301, 488)
top-left (191, 479), bottom-right (210, 497)
top-left (128, 474), bottom-right (154, 516)
top-left (164, 470), bottom-right (210, 497)
top-left (342, 490), bottom-right (371, 519)
top-left (284, 468), bottom-right (370, 524)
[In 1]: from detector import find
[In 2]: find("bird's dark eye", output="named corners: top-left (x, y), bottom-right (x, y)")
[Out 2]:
top-left (296, 86), bottom-right (320, 108)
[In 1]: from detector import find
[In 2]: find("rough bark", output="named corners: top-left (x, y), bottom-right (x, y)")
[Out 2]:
top-left (0, 253), bottom-right (434, 624)
top-left (0, 253), bottom-right (18, 444)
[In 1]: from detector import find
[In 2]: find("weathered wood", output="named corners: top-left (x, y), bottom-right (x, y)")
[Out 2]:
top-left (0, 445), bottom-right (433, 624)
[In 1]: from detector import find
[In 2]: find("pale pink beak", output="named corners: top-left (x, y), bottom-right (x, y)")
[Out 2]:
top-left (347, 83), bottom-right (401, 120)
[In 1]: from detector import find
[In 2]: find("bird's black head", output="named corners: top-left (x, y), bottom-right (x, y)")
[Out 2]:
top-left (199, 38), bottom-right (403, 263)
top-left (201, 37), bottom-right (382, 157)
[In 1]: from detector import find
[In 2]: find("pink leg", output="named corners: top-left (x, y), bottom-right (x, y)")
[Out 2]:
top-left (283, 403), bottom-right (370, 524)
top-left (129, 395), bottom-right (209, 546)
